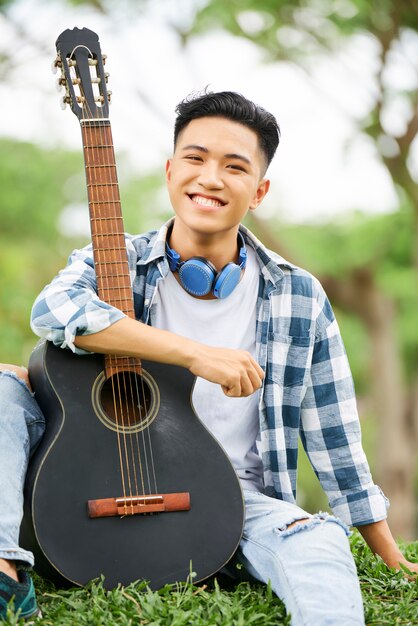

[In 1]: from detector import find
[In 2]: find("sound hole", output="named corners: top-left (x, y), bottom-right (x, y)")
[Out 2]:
top-left (92, 369), bottom-right (160, 433)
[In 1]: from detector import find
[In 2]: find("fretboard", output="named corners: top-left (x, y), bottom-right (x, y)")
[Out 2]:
top-left (81, 121), bottom-right (134, 319)
top-left (81, 120), bottom-right (139, 376)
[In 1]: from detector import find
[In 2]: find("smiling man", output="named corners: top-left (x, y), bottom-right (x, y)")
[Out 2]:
top-left (0, 91), bottom-right (416, 624)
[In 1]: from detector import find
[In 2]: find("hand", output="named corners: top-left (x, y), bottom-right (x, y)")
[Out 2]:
top-left (0, 363), bottom-right (32, 391)
top-left (188, 346), bottom-right (264, 397)
top-left (391, 557), bottom-right (418, 579)
top-left (357, 520), bottom-right (417, 579)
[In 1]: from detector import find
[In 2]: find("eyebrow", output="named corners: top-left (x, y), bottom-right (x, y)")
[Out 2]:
top-left (181, 144), bottom-right (252, 166)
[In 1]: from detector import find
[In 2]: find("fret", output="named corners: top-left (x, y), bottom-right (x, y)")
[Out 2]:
top-left (91, 216), bottom-right (123, 221)
top-left (94, 246), bottom-right (127, 251)
top-left (97, 285), bottom-right (131, 291)
top-left (100, 284), bottom-right (132, 297)
top-left (84, 156), bottom-right (117, 167)
top-left (97, 280), bottom-right (132, 285)
top-left (87, 183), bottom-right (119, 187)
top-left (98, 272), bottom-right (132, 276)
top-left (89, 194), bottom-right (120, 200)
top-left (85, 164), bottom-right (116, 169)
top-left (83, 144), bottom-right (114, 148)
top-left (101, 297), bottom-right (133, 304)
top-left (93, 234), bottom-right (126, 239)
top-left (89, 200), bottom-right (121, 206)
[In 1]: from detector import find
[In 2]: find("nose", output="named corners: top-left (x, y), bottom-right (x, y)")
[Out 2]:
top-left (197, 161), bottom-right (224, 190)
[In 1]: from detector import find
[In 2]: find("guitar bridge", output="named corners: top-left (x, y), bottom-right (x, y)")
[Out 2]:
top-left (87, 492), bottom-right (190, 518)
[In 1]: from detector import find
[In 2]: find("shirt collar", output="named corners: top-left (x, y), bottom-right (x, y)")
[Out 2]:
top-left (238, 223), bottom-right (295, 287)
top-left (136, 217), bottom-right (295, 287)
top-left (135, 217), bottom-right (175, 267)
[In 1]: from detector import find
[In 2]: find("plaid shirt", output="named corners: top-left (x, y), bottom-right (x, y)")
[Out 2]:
top-left (31, 219), bottom-right (388, 527)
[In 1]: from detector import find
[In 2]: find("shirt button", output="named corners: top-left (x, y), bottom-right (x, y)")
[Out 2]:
top-left (144, 299), bottom-right (150, 306)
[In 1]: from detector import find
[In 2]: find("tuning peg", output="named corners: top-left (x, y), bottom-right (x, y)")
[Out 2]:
top-left (52, 56), bottom-right (62, 74)
top-left (102, 54), bottom-right (107, 65)
top-left (60, 95), bottom-right (72, 110)
top-left (107, 91), bottom-right (112, 103)
top-left (105, 72), bottom-right (110, 83)
top-left (55, 76), bottom-right (66, 91)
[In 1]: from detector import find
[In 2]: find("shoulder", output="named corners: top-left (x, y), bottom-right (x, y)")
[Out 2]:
top-left (125, 229), bottom-right (159, 258)
top-left (242, 225), bottom-right (326, 301)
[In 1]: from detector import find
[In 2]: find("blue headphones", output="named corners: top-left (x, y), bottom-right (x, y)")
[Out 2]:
top-left (166, 232), bottom-right (247, 299)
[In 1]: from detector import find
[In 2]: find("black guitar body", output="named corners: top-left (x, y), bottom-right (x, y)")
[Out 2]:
top-left (21, 340), bottom-right (244, 590)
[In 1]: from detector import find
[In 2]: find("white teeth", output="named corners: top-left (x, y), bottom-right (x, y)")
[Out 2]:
top-left (191, 195), bottom-right (223, 208)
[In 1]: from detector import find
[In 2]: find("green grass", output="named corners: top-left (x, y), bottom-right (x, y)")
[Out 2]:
top-left (2, 533), bottom-right (417, 625)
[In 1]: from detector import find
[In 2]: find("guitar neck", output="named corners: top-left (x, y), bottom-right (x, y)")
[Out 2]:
top-left (81, 121), bottom-right (134, 320)
top-left (81, 120), bottom-right (139, 376)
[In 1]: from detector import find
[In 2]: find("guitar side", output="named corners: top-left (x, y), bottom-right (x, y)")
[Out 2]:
top-left (21, 340), bottom-right (245, 590)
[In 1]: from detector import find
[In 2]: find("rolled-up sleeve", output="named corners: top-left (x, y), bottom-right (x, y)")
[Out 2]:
top-left (300, 287), bottom-right (389, 527)
top-left (30, 245), bottom-right (126, 354)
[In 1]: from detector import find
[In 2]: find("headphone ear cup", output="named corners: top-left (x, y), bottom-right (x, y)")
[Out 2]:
top-left (178, 257), bottom-right (217, 297)
top-left (213, 263), bottom-right (242, 299)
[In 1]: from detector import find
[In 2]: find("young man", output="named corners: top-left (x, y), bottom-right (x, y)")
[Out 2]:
top-left (0, 91), bottom-right (416, 624)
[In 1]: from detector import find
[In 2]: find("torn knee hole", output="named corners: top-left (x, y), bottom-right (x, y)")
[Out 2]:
top-left (274, 513), bottom-right (351, 538)
top-left (286, 518), bottom-right (311, 531)
top-left (274, 517), bottom-right (313, 536)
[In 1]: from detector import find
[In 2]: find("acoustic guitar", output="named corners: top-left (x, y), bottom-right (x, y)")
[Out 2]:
top-left (21, 27), bottom-right (244, 590)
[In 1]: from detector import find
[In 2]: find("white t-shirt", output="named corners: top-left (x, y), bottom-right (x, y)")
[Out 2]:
top-left (153, 247), bottom-right (264, 491)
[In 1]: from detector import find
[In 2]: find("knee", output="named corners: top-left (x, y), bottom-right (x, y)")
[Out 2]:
top-left (275, 512), bottom-right (351, 543)
top-left (0, 365), bottom-right (32, 392)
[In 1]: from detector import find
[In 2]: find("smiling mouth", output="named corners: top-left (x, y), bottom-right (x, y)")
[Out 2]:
top-left (189, 194), bottom-right (226, 208)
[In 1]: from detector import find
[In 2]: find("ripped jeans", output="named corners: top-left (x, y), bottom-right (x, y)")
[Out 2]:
top-left (234, 490), bottom-right (365, 626)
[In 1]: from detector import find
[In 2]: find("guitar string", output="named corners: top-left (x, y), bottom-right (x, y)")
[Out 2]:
top-left (92, 56), bottom-right (157, 504)
top-left (91, 66), bottom-right (139, 511)
top-left (78, 50), bottom-right (159, 511)
top-left (79, 53), bottom-right (131, 509)
top-left (98, 104), bottom-right (143, 509)
top-left (103, 105), bottom-right (159, 498)
top-left (92, 56), bottom-right (159, 500)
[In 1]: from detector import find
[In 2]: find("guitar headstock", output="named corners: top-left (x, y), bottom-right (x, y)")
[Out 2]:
top-left (54, 27), bottom-right (111, 121)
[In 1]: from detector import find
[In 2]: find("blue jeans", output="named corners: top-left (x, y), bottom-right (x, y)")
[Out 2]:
top-left (234, 490), bottom-right (365, 625)
top-left (0, 372), bottom-right (45, 566)
top-left (0, 373), bottom-right (364, 624)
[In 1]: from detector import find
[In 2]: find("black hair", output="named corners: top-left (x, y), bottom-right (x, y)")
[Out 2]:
top-left (173, 90), bottom-right (280, 172)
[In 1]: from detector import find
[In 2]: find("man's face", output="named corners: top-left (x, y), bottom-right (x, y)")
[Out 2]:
top-left (166, 116), bottom-right (270, 239)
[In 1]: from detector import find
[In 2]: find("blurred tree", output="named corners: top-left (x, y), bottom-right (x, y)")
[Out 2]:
top-left (0, 138), bottom-right (163, 364)
top-left (187, 0), bottom-right (418, 538)
top-left (0, 139), bottom-right (84, 363)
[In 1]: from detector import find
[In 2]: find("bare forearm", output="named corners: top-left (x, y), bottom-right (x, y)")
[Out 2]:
top-left (357, 520), bottom-right (405, 568)
top-left (74, 317), bottom-right (200, 369)
top-left (73, 317), bottom-right (264, 398)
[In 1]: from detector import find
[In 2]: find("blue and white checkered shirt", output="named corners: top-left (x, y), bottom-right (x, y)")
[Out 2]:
top-left (31, 219), bottom-right (388, 527)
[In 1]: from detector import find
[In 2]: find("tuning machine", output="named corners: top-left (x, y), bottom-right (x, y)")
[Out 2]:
top-left (52, 54), bottom-right (62, 75)
top-left (55, 76), bottom-right (66, 92)
top-left (60, 95), bottom-right (70, 110)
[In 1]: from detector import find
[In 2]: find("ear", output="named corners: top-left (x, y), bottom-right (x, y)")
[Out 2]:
top-left (250, 178), bottom-right (270, 211)
top-left (165, 159), bottom-right (172, 182)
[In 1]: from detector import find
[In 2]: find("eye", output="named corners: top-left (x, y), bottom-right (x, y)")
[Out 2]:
top-left (184, 155), bottom-right (203, 162)
top-left (227, 164), bottom-right (246, 172)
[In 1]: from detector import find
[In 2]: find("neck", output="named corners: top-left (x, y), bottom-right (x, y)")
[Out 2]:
top-left (169, 221), bottom-right (241, 269)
